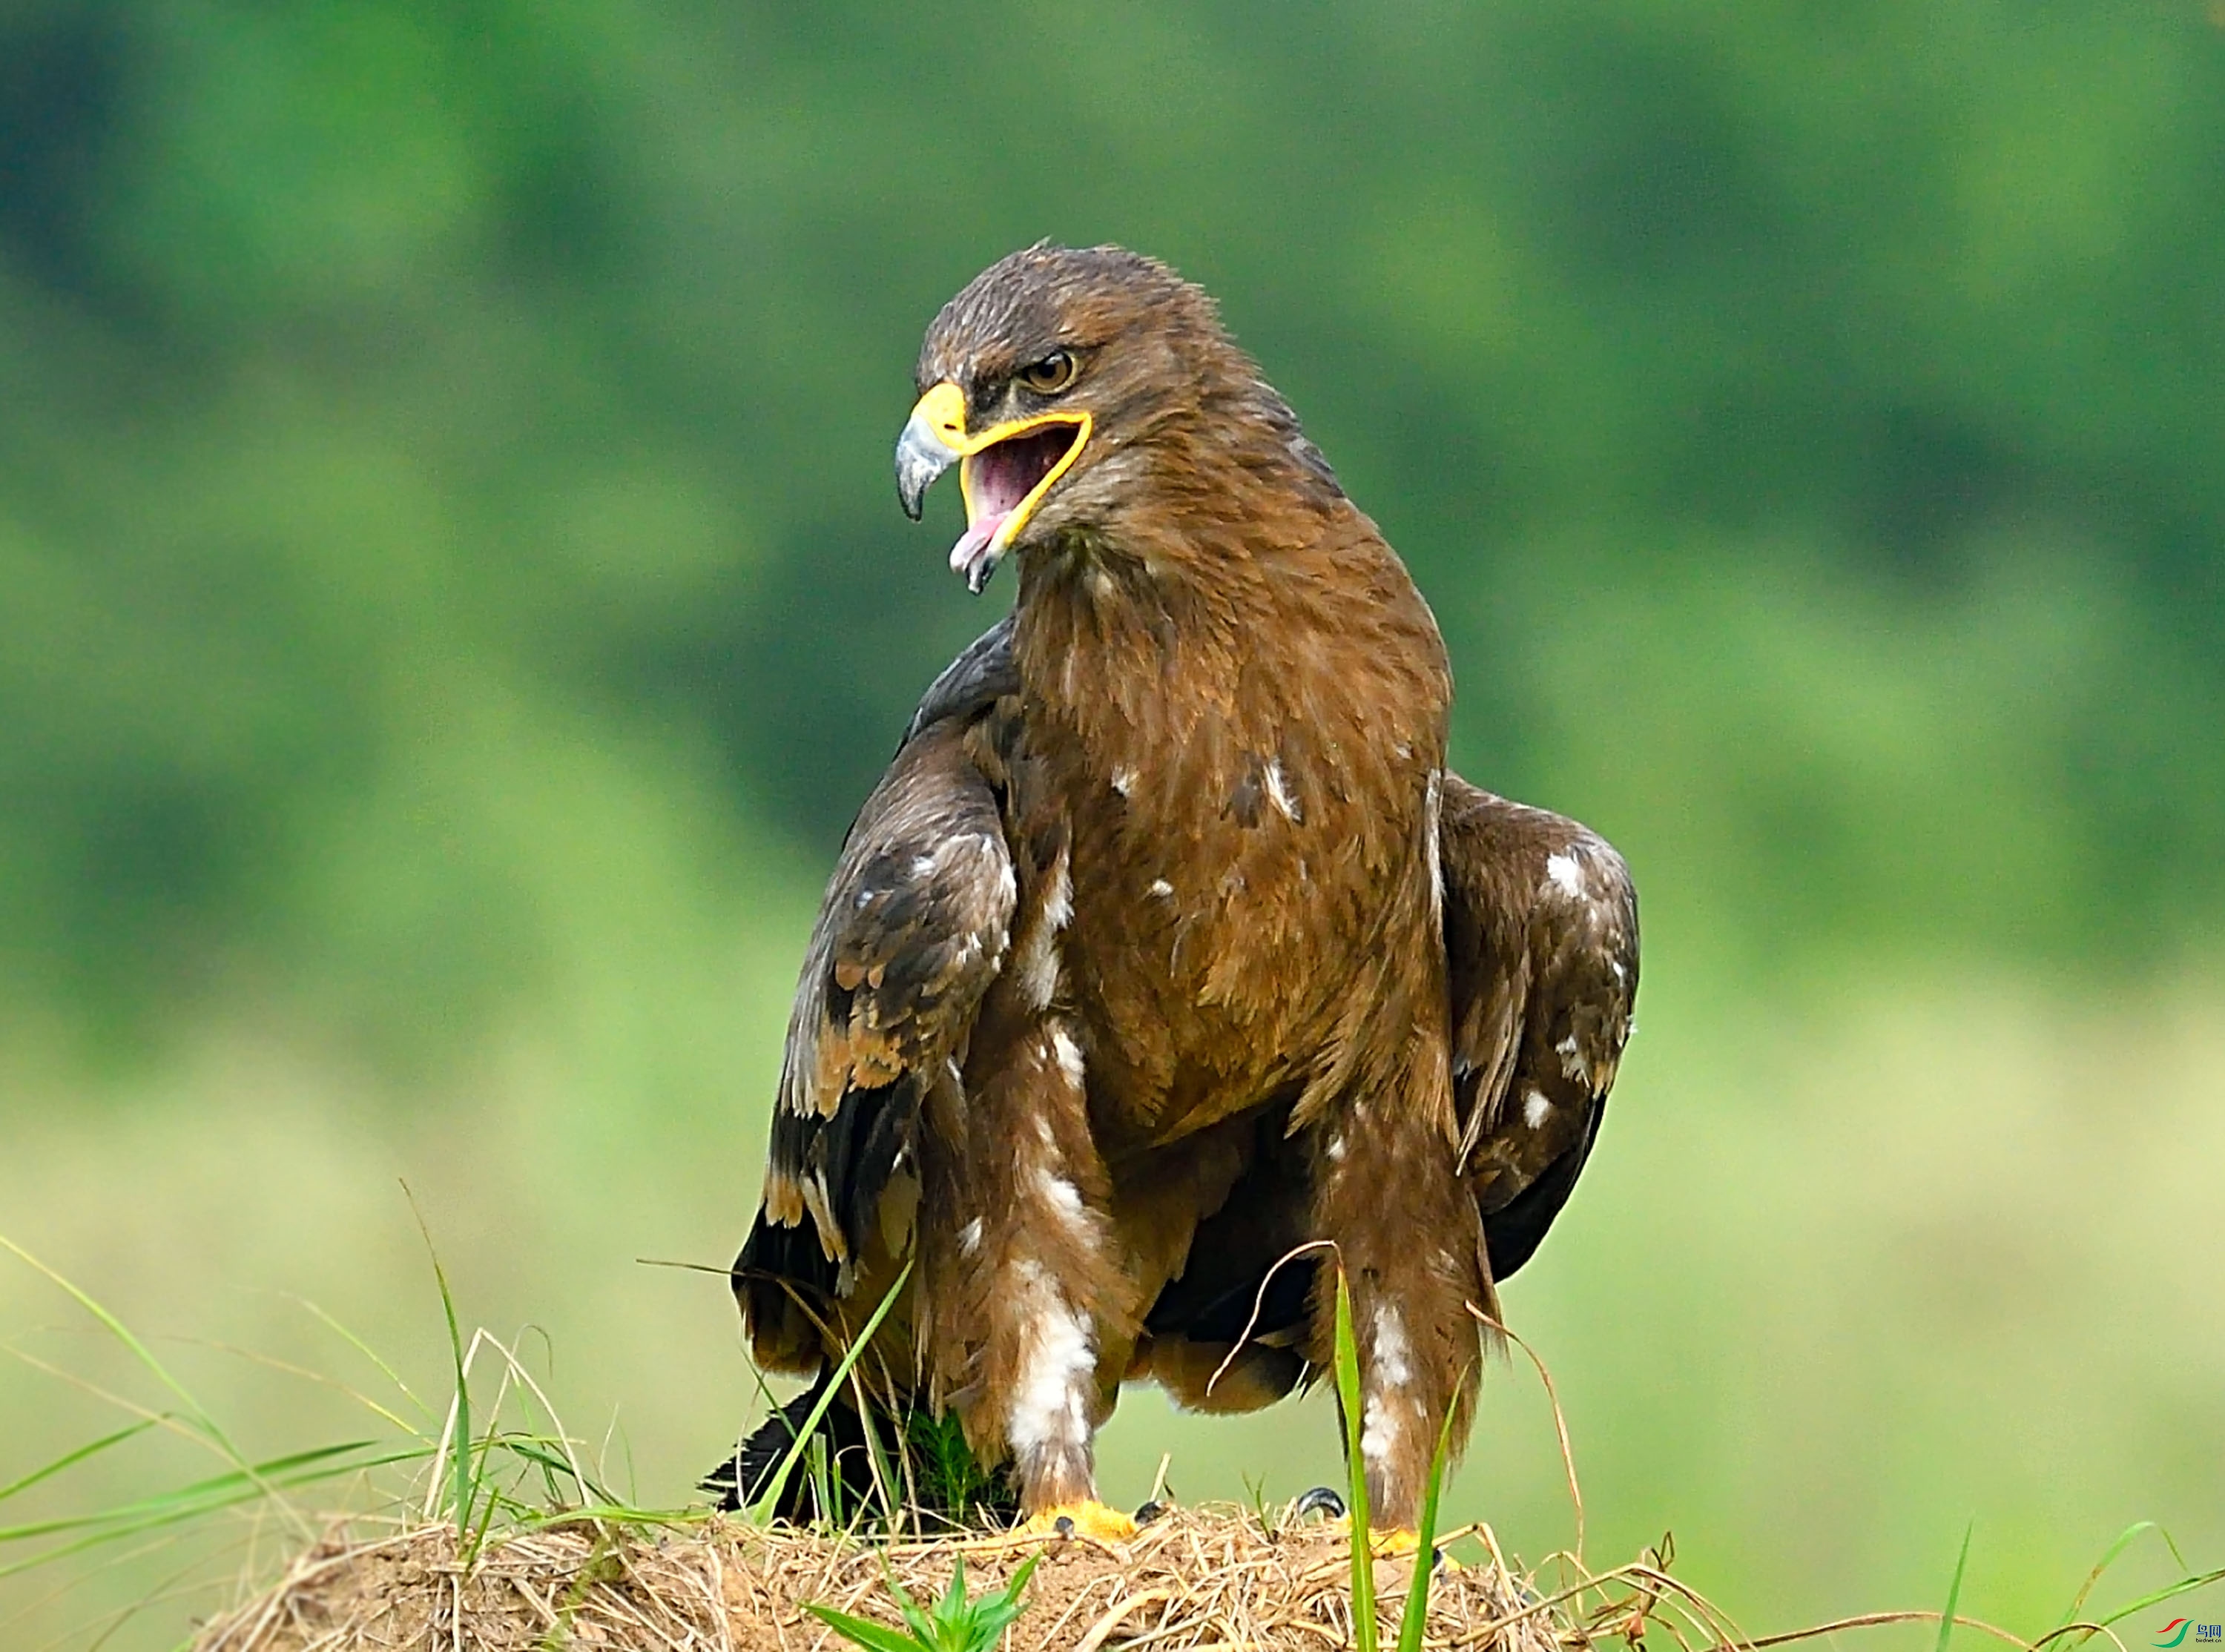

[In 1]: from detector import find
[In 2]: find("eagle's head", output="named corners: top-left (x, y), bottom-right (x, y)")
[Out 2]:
top-left (895, 243), bottom-right (1338, 593)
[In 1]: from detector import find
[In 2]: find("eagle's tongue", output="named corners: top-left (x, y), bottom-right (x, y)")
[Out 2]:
top-left (949, 511), bottom-right (1011, 592)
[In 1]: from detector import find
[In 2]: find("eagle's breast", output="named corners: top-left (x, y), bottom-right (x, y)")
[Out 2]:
top-left (1006, 523), bottom-right (1452, 1146)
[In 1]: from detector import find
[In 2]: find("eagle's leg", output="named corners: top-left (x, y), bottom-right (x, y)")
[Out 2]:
top-left (937, 1010), bottom-right (1141, 1524)
top-left (1311, 1083), bottom-right (1487, 1530)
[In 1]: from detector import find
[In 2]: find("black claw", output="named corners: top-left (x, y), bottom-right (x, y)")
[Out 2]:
top-left (1053, 1515), bottom-right (1075, 1538)
top-left (1292, 1486), bottom-right (1345, 1522)
top-left (1133, 1500), bottom-right (1165, 1526)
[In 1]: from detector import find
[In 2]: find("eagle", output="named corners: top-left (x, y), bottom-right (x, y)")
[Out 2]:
top-left (719, 245), bottom-right (1637, 1539)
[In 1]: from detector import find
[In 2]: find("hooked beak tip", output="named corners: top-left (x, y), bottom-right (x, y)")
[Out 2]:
top-left (894, 414), bottom-right (957, 521)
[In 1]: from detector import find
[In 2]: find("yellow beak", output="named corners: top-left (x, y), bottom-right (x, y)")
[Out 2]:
top-left (894, 381), bottom-right (1092, 592)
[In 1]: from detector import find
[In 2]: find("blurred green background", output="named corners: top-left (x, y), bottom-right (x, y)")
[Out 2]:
top-left (3, 1), bottom-right (2222, 1645)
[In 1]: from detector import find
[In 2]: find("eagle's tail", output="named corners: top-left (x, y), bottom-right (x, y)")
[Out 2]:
top-left (699, 1367), bottom-right (876, 1519)
top-left (699, 1371), bottom-right (1018, 1527)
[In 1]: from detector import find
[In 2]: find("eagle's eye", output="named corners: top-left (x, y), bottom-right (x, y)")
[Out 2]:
top-left (1018, 350), bottom-right (1078, 396)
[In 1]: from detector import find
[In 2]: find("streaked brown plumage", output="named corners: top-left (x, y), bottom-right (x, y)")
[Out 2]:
top-left (726, 245), bottom-right (1638, 1530)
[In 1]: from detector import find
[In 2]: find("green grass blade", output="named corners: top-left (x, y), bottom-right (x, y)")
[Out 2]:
top-left (403, 1187), bottom-right (478, 1545)
top-left (2058, 1522), bottom-right (2160, 1630)
top-left (1935, 1521), bottom-right (1974, 1652)
top-left (2086, 1567), bottom-right (2225, 1633)
top-left (0, 1234), bottom-right (289, 1527)
top-left (805, 1602), bottom-right (930, 1652)
top-left (1334, 1266), bottom-right (1378, 1652)
top-left (966, 1549), bottom-right (1041, 1642)
top-left (283, 1292), bottom-right (434, 1424)
top-left (748, 1258), bottom-right (914, 1525)
top-left (479, 1430), bottom-right (621, 1509)
top-left (0, 1441), bottom-right (426, 1581)
top-left (511, 1504), bottom-right (702, 1532)
top-left (0, 1420), bottom-right (162, 1506)
top-left (0, 1440), bottom-right (392, 1543)
top-left (1395, 1394), bottom-right (1460, 1652)
top-left (882, 1556), bottom-right (936, 1645)
top-left (848, 1367), bottom-right (903, 1534)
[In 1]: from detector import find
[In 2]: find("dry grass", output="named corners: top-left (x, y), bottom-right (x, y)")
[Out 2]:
top-left (185, 1502), bottom-right (1662, 1652)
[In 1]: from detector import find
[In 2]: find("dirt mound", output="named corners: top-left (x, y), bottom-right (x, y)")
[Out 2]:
top-left (188, 1506), bottom-right (1603, 1651)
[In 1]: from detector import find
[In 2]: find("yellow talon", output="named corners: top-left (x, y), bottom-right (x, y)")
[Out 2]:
top-left (1312, 1519), bottom-right (1460, 1568)
top-left (1018, 1501), bottom-right (1139, 1543)
top-left (1304, 1513), bottom-right (1419, 1554)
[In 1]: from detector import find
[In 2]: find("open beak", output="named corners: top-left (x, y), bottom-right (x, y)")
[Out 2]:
top-left (894, 381), bottom-right (1090, 593)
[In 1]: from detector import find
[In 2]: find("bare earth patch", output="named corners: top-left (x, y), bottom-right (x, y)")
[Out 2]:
top-left (188, 1506), bottom-right (1609, 1652)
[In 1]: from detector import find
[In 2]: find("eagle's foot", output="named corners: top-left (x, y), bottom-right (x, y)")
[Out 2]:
top-left (1312, 1519), bottom-right (1420, 1556)
top-left (1018, 1501), bottom-right (1139, 1544)
top-left (1348, 1524), bottom-right (1462, 1570)
top-left (1290, 1493), bottom-right (1457, 1567)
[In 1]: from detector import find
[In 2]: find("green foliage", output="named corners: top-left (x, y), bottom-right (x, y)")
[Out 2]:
top-left (807, 1553), bottom-right (1042, 1652)
top-left (1, 2), bottom-right (2223, 1061)
top-left (901, 1407), bottom-right (1006, 1526)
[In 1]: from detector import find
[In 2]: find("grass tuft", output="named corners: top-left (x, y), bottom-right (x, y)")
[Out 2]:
top-left (809, 1550), bottom-right (1043, 1652)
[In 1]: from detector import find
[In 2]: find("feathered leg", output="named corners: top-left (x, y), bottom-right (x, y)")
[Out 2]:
top-left (1311, 1037), bottom-right (1489, 1530)
top-left (929, 1010), bottom-right (1140, 1519)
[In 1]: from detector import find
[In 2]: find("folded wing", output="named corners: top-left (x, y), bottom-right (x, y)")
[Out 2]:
top-left (1439, 774), bottom-right (1638, 1283)
top-left (734, 709), bottom-right (1016, 1372)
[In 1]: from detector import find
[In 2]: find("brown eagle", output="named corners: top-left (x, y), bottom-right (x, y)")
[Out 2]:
top-left (722, 245), bottom-right (1637, 1538)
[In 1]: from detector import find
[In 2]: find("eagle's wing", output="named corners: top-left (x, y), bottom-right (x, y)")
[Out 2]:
top-left (735, 699), bottom-right (1016, 1373)
top-left (1440, 773), bottom-right (1638, 1282)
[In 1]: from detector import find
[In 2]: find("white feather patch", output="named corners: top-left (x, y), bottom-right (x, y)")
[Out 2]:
top-left (1556, 1033), bottom-right (1591, 1087)
top-left (1042, 855), bottom-right (1073, 931)
top-left (1523, 1087), bottom-right (1554, 1129)
top-left (1049, 1025), bottom-right (1086, 1088)
top-left (1545, 850), bottom-right (1585, 899)
top-left (1035, 1172), bottom-right (1085, 1226)
top-left (1012, 930), bottom-right (1060, 1010)
top-left (1361, 1395), bottom-right (1402, 1473)
top-left (1373, 1306), bottom-right (1413, 1389)
top-left (1006, 1261), bottom-right (1095, 1462)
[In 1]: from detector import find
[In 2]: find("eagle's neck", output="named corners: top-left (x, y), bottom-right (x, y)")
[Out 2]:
top-left (1008, 476), bottom-right (1452, 796)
